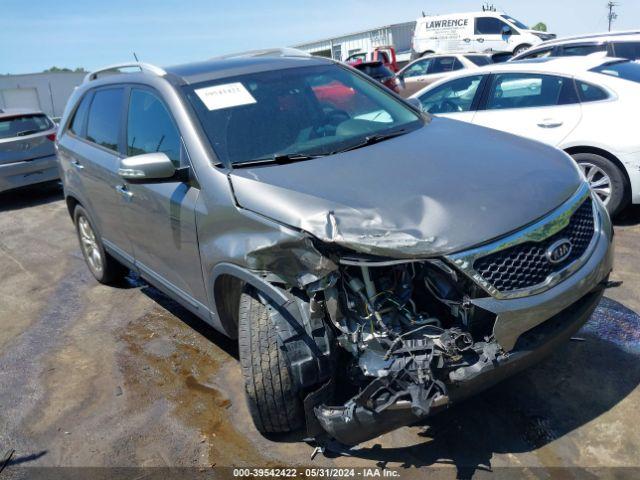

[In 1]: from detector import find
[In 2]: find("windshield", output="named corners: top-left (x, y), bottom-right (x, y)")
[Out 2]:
top-left (183, 64), bottom-right (422, 166)
top-left (0, 114), bottom-right (53, 140)
top-left (591, 60), bottom-right (640, 84)
top-left (501, 14), bottom-right (528, 30)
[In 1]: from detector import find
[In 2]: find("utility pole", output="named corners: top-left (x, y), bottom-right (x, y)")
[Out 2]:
top-left (607, 1), bottom-right (618, 32)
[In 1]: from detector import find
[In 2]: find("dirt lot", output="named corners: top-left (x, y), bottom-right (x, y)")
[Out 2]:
top-left (1, 183), bottom-right (639, 479)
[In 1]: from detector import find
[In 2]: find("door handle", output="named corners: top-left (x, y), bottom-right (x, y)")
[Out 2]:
top-left (115, 184), bottom-right (133, 200)
top-left (537, 119), bottom-right (563, 128)
top-left (70, 159), bottom-right (84, 170)
top-left (477, 38), bottom-right (485, 43)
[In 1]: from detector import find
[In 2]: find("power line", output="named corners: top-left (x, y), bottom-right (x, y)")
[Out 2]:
top-left (607, 1), bottom-right (619, 32)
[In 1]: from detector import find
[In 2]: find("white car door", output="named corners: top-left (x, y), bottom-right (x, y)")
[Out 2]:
top-left (414, 74), bottom-right (486, 123)
top-left (473, 17), bottom-right (511, 52)
top-left (471, 72), bottom-right (582, 146)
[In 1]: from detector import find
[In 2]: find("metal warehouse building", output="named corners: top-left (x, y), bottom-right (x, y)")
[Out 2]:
top-left (0, 72), bottom-right (85, 119)
top-left (292, 21), bottom-right (416, 63)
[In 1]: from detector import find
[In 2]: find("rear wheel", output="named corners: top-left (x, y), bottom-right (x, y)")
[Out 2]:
top-left (572, 152), bottom-right (628, 215)
top-left (238, 286), bottom-right (304, 434)
top-left (73, 205), bottom-right (128, 284)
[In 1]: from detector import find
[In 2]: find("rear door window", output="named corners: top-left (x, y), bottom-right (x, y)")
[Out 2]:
top-left (485, 73), bottom-right (577, 110)
top-left (428, 57), bottom-right (463, 74)
top-left (465, 55), bottom-right (492, 66)
top-left (610, 42), bottom-right (640, 60)
top-left (127, 89), bottom-right (182, 166)
top-left (86, 88), bottom-right (124, 152)
top-left (0, 114), bottom-right (53, 140)
top-left (68, 93), bottom-right (92, 136)
top-left (558, 43), bottom-right (606, 56)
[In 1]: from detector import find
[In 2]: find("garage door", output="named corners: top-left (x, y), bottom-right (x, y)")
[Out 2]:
top-left (1, 88), bottom-right (41, 111)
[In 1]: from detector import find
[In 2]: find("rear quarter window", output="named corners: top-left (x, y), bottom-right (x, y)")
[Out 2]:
top-left (576, 81), bottom-right (609, 102)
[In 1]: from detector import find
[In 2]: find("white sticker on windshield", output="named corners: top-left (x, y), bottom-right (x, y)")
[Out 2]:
top-left (194, 82), bottom-right (257, 111)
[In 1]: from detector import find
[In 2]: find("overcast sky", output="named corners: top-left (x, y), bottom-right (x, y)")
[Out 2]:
top-left (2, 0), bottom-right (639, 74)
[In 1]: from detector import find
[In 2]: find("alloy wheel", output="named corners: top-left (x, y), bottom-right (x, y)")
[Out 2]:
top-left (579, 162), bottom-right (612, 206)
top-left (78, 216), bottom-right (103, 274)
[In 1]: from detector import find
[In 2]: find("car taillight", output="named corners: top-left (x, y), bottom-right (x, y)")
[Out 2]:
top-left (46, 133), bottom-right (56, 141)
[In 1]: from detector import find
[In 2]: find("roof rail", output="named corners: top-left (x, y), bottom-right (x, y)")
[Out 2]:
top-left (213, 48), bottom-right (312, 60)
top-left (83, 62), bottom-right (166, 83)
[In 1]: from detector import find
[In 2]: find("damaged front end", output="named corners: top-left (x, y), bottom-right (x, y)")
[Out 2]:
top-left (308, 257), bottom-right (505, 445)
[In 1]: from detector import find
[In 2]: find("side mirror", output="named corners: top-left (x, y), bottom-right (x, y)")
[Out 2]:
top-left (502, 25), bottom-right (512, 35)
top-left (118, 152), bottom-right (176, 181)
top-left (396, 74), bottom-right (406, 88)
top-left (406, 97), bottom-right (423, 111)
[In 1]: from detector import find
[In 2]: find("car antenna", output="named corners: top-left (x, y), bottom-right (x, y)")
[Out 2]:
top-left (133, 52), bottom-right (140, 62)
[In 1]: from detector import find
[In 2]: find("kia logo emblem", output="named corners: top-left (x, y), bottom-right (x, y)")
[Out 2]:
top-left (546, 239), bottom-right (573, 264)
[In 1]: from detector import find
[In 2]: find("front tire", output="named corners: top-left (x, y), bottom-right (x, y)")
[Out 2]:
top-left (572, 152), bottom-right (628, 216)
top-left (513, 44), bottom-right (531, 56)
top-left (73, 205), bottom-right (128, 284)
top-left (238, 286), bottom-right (304, 434)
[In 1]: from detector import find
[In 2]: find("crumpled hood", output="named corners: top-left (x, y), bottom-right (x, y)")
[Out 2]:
top-left (229, 117), bottom-right (583, 258)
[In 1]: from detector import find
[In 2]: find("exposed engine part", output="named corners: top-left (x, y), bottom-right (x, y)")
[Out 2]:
top-left (312, 259), bottom-right (502, 445)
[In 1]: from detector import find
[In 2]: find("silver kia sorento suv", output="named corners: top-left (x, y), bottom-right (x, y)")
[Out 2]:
top-left (57, 49), bottom-right (614, 446)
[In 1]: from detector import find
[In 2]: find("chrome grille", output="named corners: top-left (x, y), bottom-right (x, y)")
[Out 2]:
top-left (472, 197), bottom-right (595, 292)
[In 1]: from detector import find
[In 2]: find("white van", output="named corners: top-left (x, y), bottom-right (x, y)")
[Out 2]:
top-left (412, 11), bottom-right (555, 58)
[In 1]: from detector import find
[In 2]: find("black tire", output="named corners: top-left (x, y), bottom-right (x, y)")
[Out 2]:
top-left (513, 44), bottom-right (531, 56)
top-left (73, 205), bottom-right (128, 284)
top-left (571, 152), bottom-right (628, 216)
top-left (238, 286), bottom-right (304, 434)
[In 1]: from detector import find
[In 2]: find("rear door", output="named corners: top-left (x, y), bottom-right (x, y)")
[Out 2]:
top-left (60, 87), bottom-right (134, 260)
top-left (119, 86), bottom-right (206, 311)
top-left (471, 72), bottom-right (582, 146)
top-left (0, 114), bottom-right (56, 166)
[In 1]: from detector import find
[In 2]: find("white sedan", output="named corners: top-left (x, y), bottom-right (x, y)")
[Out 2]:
top-left (411, 55), bottom-right (640, 214)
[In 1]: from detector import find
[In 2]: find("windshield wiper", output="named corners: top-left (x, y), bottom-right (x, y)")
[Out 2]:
top-left (331, 128), bottom-right (410, 154)
top-left (233, 152), bottom-right (327, 168)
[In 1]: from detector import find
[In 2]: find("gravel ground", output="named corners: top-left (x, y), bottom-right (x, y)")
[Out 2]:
top-left (1, 182), bottom-right (639, 479)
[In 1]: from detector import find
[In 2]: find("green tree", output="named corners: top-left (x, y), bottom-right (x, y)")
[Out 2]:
top-left (42, 66), bottom-right (87, 73)
top-left (532, 22), bottom-right (548, 32)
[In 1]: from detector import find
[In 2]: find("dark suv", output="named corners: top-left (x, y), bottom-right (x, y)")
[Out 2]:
top-left (57, 49), bottom-right (613, 446)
